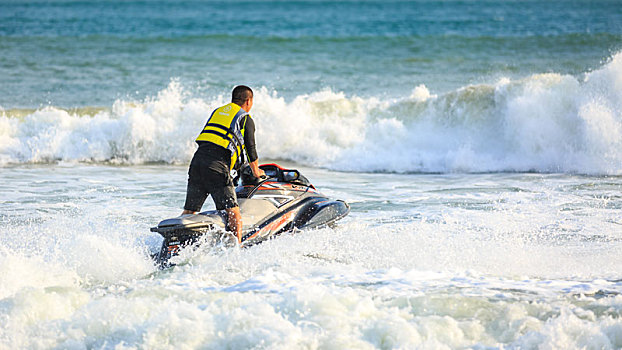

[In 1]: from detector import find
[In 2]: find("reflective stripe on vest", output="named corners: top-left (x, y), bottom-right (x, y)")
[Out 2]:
top-left (195, 103), bottom-right (249, 170)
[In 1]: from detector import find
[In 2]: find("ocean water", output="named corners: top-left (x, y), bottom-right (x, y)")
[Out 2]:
top-left (1, 0), bottom-right (622, 349)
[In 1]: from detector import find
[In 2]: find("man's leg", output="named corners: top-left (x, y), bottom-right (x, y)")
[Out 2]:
top-left (225, 206), bottom-right (242, 243)
top-left (205, 161), bottom-right (241, 242)
top-left (182, 156), bottom-right (208, 216)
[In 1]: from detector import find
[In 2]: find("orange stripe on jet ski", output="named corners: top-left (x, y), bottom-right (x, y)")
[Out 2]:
top-left (247, 211), bottom-right (295, 241)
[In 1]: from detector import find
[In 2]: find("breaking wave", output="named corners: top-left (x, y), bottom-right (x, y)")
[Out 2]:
top-left (1, 52), bottom-right (621, 174)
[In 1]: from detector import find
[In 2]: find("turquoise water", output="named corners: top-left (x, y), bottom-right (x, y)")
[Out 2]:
top-left (1, 0), bottom-right (621, 107)
top-left (2, 0), bottom-right (621, 174)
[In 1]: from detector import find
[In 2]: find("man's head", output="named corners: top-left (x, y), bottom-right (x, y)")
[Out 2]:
top-left (232, 85), bottom-right (253, 112)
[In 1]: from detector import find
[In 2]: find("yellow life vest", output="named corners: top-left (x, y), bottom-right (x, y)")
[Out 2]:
top-left (195, 103), bottom-right (249, 170)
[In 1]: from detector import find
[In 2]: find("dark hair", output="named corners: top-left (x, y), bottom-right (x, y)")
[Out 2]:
top-left (231, 85), bottom-right (253, 105)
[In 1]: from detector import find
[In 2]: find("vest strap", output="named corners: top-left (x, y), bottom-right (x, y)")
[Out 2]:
top-left (203, 123), bottom-right (235, 137)
top-left (199, 129), bottom-right (235, 144)
top-left (199, 125), bottom-right (246, 170)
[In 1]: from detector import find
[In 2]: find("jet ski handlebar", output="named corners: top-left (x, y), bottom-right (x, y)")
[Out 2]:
top-left (240, 163), bottom-right (311, 185)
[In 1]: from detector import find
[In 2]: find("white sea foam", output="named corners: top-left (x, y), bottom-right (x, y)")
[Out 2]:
top-left (1, 54), bottom-right (622, 174)
top-left (0, 164), bottom-right (620, 349)
top-left (1, 232), bottom-right (621, 349)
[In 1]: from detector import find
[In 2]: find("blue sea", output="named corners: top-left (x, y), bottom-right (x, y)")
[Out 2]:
top-left (1, 1), bottom-right (621, 349)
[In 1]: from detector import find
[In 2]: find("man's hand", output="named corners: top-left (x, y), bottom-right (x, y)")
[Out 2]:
top-left (255, 168), bottom-right (266, 179)
top-left (249, 160), bottom-right (265, 179)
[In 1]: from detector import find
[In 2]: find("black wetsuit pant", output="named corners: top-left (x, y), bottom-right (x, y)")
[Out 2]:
top-left (183, 144), bottom-right (237, 212)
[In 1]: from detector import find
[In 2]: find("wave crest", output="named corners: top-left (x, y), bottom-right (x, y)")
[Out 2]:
top-left (1, 53), bottom-right (621, 174)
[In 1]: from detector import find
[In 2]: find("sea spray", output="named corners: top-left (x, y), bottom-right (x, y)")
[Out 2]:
top-left (1, 54), bottom-right (621, 174)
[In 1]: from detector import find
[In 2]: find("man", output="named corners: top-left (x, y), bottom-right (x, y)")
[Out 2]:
top-left (182, 85), bottom-right (265, 243)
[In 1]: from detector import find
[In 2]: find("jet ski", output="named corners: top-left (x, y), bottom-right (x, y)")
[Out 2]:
top-left (151, 163), bottom-right (350, 266)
